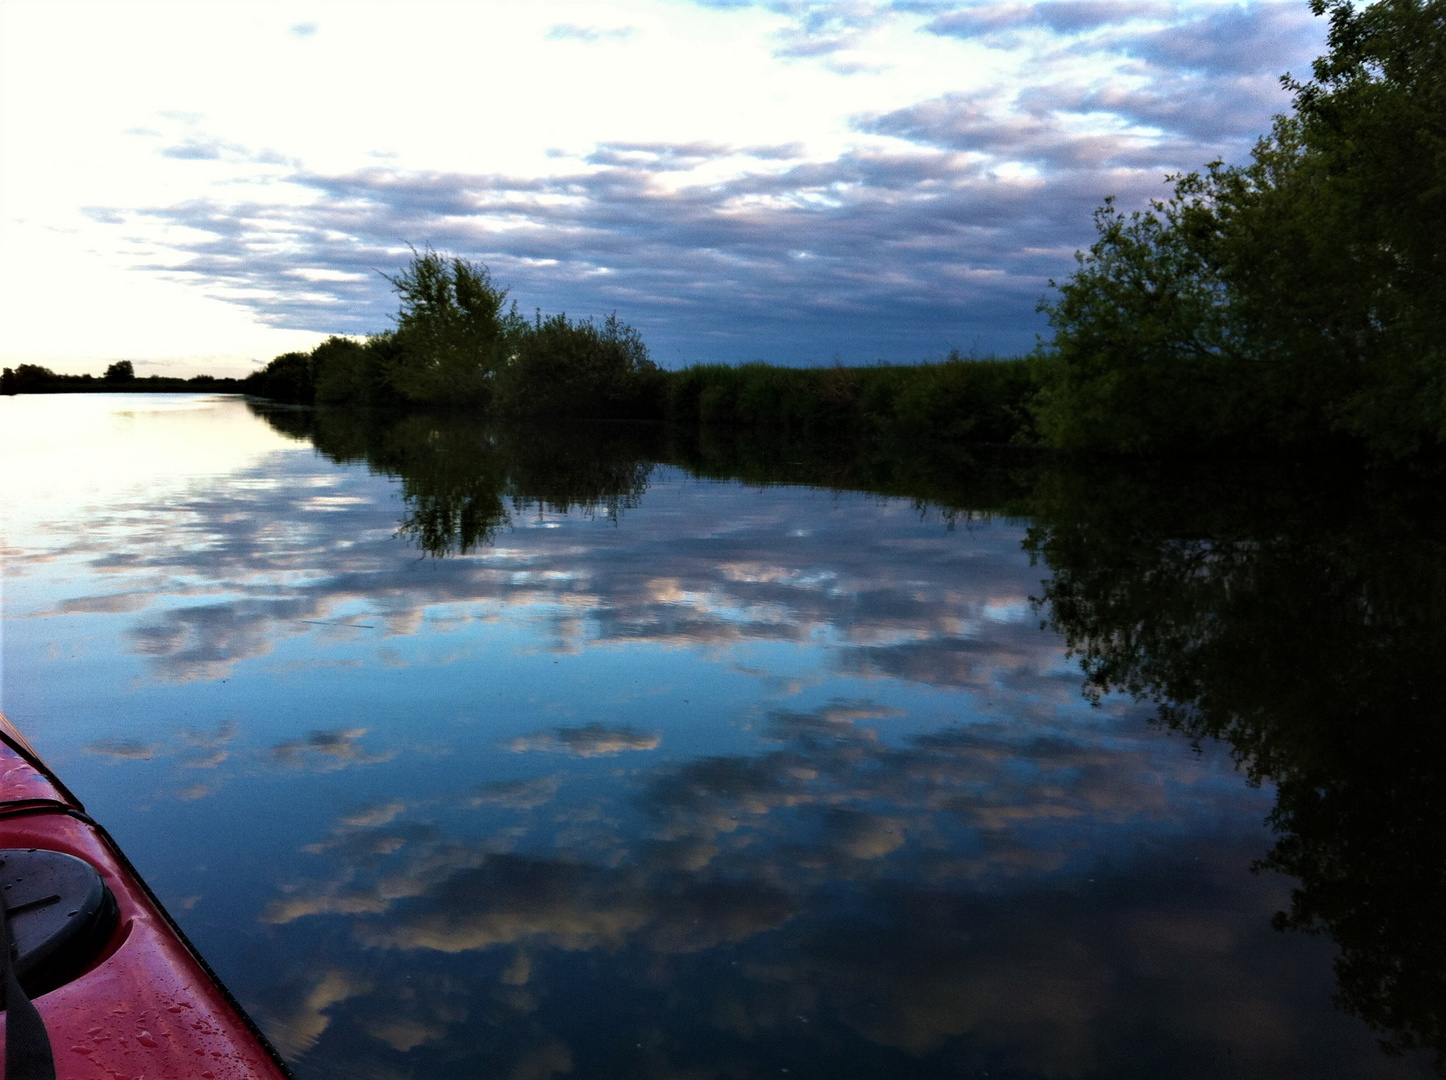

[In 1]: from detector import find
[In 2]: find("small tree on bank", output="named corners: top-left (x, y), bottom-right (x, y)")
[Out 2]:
top-left (380, 248), bottom-right (524, 407)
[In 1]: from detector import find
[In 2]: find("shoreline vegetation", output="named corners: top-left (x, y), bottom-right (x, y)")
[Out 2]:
top-left (1034, 0), bottom-right (1443, 460)
top-left (6, 0), bottom-right (1438, 462)
top-left (232, 249), bottom-right (1042, 446)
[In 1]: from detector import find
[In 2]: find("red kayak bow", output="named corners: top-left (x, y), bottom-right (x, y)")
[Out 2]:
top-left (0, 712), bottom-right (291, 1080)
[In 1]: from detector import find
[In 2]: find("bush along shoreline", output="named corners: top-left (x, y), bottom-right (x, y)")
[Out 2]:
top-left (666, 356), bottom-right (1037, 444)
top-left (239, 251), bottom-right (670, 421)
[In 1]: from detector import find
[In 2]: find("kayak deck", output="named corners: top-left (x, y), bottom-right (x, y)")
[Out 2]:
top-left (0, 715), bottom-right (291, 1079)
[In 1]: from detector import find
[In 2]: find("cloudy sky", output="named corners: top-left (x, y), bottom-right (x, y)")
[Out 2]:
top-left (0, 0), bottom-right (1325, 374)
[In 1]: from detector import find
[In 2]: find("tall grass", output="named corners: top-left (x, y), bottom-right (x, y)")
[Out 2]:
top-left (667, 353), bottom-right (1038, 445)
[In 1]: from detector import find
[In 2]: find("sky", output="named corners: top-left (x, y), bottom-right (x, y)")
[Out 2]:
top-left (0, 0), bottom-right (1327, 375)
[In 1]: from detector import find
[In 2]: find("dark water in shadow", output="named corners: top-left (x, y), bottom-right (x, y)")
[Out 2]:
top-left (2, 394), bottom-right (1442, 1078)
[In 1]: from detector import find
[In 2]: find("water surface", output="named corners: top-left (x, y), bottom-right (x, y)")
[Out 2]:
top-left (2, 394), bottom-right (1440, 1079)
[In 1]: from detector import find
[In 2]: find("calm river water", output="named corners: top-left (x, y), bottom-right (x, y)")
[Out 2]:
top-left (2, 393), bottom-right (1441, 1079)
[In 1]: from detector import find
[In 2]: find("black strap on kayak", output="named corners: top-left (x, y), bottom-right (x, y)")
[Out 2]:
top-left (0, 875), bottom-right (55, 1080)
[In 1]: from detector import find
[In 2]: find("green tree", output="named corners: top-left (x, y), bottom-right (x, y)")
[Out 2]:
top-left (1036, 0), bottom-right (1446, 458)
top-left (381, 248), bottom-right (524, 407)
top-left (1273, 0), bottom-right (1446, 455)
top-left (240, 351), bottom-right (315, 404)
top-left (311, 336), bottom-right (387, 404)
top-left (1032, 183), bottom-right (1253, 453)
top-left (242, 250), bottom-right (670, 418)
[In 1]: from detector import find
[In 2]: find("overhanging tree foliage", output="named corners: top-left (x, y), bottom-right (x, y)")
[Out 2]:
top-left (1036, 0), bottom-right (1446, 458)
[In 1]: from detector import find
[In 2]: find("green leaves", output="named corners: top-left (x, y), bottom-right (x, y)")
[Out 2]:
top-left (1037, 0), bottom-right (1446, 459)
top-left (381, 248), bottom-right (524, 407)
top-left (249, 248), bottom-right (662, 418)
top-left (494, 310), bottom-right (662, 419)
top-left (1034, 180), bottom-right (1249, 454)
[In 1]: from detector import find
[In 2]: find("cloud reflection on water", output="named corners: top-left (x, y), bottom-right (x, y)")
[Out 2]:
top-left (18, 440), bottom-right (1057, 693)
top-left (5, 398), bottom-right (1431, 1078)
top-left (244, 694), bottom-right (1385, 1078)
top-left (510, 724), bottom-right (662, 757)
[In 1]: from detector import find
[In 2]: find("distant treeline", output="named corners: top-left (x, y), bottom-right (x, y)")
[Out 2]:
top-left (2, 361), bottom-right (242, 396)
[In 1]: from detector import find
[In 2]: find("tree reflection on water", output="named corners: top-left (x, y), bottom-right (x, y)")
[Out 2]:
top-left (1028, 462), bottom-right (1446, 1070)
top-left (246, 402), bottom-right (1445, 1075)
top-left (258, 406), bottom-right (659, 556)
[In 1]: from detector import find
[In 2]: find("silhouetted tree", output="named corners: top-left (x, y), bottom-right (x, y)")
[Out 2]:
top-left (241, 351), bottom-right (314, 404)
top-left (1, 365), bottom-right (59, 394)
